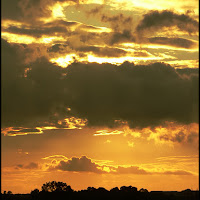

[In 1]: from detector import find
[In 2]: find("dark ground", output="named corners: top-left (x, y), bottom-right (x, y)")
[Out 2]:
top-left (2, 189), bottom-right (199, 200)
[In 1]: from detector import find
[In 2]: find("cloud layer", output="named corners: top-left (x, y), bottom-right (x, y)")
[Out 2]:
top-left (44, 155), bottom-right (195, 175)
top-left (2, 38), bottom-right (198, 129)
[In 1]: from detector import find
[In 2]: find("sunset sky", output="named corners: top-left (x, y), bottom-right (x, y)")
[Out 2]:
top-left (1, 0), bottom-right (199, 194)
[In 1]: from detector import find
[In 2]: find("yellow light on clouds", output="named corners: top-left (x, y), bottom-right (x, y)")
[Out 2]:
top-left (121, 42), bottom-right (199, 52)
top-left (2, 32), bottom-right (65, 44)
top-left (50, 54), bottom-right (77, 68)
top-left (2, 32), bottom-right (36, 44)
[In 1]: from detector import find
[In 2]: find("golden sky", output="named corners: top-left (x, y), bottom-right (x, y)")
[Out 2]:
top-left (1, 0), bottom-right (199, 194)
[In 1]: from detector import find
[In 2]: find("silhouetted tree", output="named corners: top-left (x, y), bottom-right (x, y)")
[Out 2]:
top-left (110, 187), bottom-right (120, 192)
top-left (97, 187), bottom-right (108, 192)
top-left (139, 188), bottom-right (148, 192)
top-left (31, 189), bottom-right (39, 199)
top-left (87, 187), bottom-right (96, 192)
top-left (120, 186), bottom-right (137, 192)
top-left (7, 191), bottom-right (12, 195)
top-left (41, 181), bottom-right (73, 193)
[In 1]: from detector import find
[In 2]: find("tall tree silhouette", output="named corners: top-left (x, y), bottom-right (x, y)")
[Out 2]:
top-left (41, 181), bottom-right (73, 192)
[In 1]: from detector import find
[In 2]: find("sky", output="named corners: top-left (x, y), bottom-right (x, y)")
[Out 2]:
top-left (1, 0), bottom-right (199, 194)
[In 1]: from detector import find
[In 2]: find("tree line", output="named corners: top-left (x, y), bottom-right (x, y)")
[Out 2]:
top-left (2, 181), bottom-right (199, 200)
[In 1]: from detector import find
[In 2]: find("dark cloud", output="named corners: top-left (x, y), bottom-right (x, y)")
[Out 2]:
top-left (99, 13), bottom-right (136, 45)
top-left (2, 0), bottom-right (51, 22)
top-left (86, 5), bottom-right (105, 16)
top-left (2, 38), bottom-right (198, 129)
top-left (136, 10), bottom-right (199, 36)
top-left (109, 30), bottom-right (135, 45)
top-left (176, 68), bottom-right (199, 76)
top-left (159, 130), bottom-right (198, 144)
top-left (64, 62), bottom-right (198, 128)
top-left (115, 166), bottom-right (148, 174)
top-left (2, 20), bottom-right (77, 38)
top-left (25, 162), bottom-right (39, 169)
top-left (172, 132), bottom-right (185, 143)
top-left (148, 37), bottom-right (198, 49)
top-left (49, 44), bottom-right (128, 57)
top-left (53, 156), bottom-right (102, 173)
top-left (162, 170), bottom-right (193, 175)
top-left (3, 26), bottom-right (66, 38)
top-left (16, 162), bottom-right (39, 169)
top-left (1, 39), bottom-right (68, 128)
top-left (133, 51), bottom-right (151, 57)
top-left (101, 14), bottom-right (133, 32)
top-left (160, 132), bottom-right (185, 143)
top-left (114, 167), bottom-right (193, 175)
top-left (77, 46), bottom-right (127, 57)
top-left (7, 128), bottom-right (41, 135)
top-left (1, 0), bottom-right (79, 22)
top-left (16, 164), bottom-right (23, 168)
top-left (186, 132), bottom-right (198, 143)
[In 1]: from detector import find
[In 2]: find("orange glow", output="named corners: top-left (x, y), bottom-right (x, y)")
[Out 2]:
top-left (42, 155), bottom-right (68, 161)
top-left (94, 130), bottom-right (124, 136)
top-left (1, 127), bottom-right (43, 136)
top-left (93, 122), bottom-right (199, 146)
top-left (1, 117), bottom-right (87, 136)
top-left (2, 0), bottom-right (199, 194)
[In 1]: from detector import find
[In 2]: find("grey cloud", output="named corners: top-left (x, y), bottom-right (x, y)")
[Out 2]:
top-left (2, 38), bottom-right (198, 129)
top-left (86, 5), bottom-right (105, 16)
top-left (7, 128), bottom-right (41, 135)
top-left (159, 131), bottom-right (198, 144)
top-left (3, 26), bottom-right (67, 38)
top-left (1, 39), bottom-right (68, 128)
top-left (77, 46), bottom-right (128, 57)
top-left (2, 0), bottom-right (79, 22)
top-left (16, 162), bottom-right (39, 169)
top-left (187, 132), bottom-right (198, 143)
top-left (100, 14), bottom-right (136, 45)
top-left (114, 167), bottom-right (193, 175)
top-left (148, 37), bottom-right (198, 49)
top-left (172, 132), bottom-right (185, 143)
top-left (53, 156), bottom-right (102, 173)
top-left (49, 44), bottom-right (128, 57)
top-left (162, 170), bottom-right (193, 175)
top-left (2, 20), bottom-right (77, 38)
top-left (176, 68), bottom-right (199, 77)
top-left (109, 30), bottom-right (136, 45)
top-left (2, 0), bottom-right (52, 22)
top-left (136, 10), bottom-right (199, 36)
top-left (101, 14), bottom-right (133, 32)
top-left (160, 132), bottom-right (185, 143)
top-left (25, 162), bottom-right (39, 169)
top-left (16, 164), bottom-right (23, 169)
top-left (115, 166), bottom-right (148, 174)
top-left (64, 62), bottom-right (198, 128)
